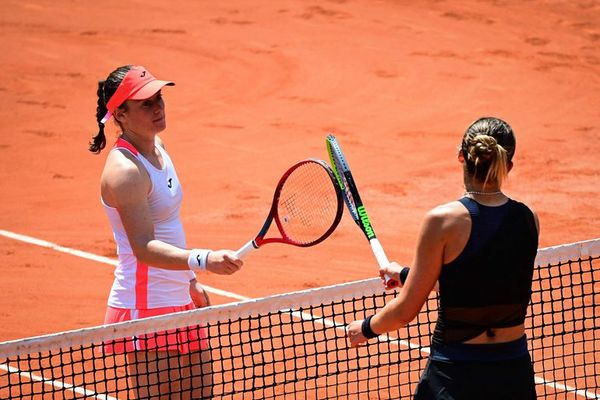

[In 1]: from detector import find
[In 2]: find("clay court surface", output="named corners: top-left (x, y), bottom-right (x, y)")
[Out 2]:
top-left (0, 0), bottom-right (599, 355)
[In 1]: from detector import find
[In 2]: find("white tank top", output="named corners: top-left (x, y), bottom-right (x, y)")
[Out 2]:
top-left (102, 137), bottom-right (194, 309)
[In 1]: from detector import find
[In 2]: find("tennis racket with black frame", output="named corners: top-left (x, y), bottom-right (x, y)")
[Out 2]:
top-left (326, 134), bottom-right (398, 287)
top-left (235, 159), bottom-right (343, 258)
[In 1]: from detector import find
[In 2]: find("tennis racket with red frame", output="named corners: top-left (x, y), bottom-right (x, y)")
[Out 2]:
top-left (326, 134), bottom-right (398, 287)
top-left (235, 159), bottom-right (343, 258)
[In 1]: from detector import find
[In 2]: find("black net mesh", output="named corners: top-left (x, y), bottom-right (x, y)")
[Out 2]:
top-left (1, 241), bottom-right (598, 399)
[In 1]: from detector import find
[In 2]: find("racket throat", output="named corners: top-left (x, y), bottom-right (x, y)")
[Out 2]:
top-left (357, 205), bottom-right (376, 239)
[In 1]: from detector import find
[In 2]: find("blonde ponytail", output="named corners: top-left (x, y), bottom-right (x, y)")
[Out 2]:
top-left (461, 117), bottom-right (516, 188)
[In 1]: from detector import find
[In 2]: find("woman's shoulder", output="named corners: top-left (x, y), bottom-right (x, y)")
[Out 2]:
top-left (102, 147), bottom-right (148, 188)
top-left (427, 199), bottom-right (469, 219)
top-left (420, 200), bottom-right (471, 235)
top-left (508, 197), bottom-right (534, 211)
top-left (105, 146), bottom-right (142, 170)
top-left (508, 198), bottom-right (540, 233)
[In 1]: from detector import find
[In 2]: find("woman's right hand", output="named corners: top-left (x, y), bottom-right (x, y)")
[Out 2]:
top-left (379, 262), bottom-right (405, 289)
top-left (206, 250), bottom-right (244, 275)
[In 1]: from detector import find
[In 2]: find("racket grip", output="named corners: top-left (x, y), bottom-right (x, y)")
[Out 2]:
top-left (235, 240), bottom-right (258, 259)
top-left (369, 238), bottom-right (398, 288)
top-left (369, 238), bottom-right (390, 267)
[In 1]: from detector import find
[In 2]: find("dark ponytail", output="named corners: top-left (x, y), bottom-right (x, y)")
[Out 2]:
top-left (88, 65), bottom-right (133, 154)
top-left (89, 81), bottom-right (107, 153)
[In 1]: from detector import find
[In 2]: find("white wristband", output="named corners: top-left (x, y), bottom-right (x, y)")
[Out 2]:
top-left (188, 249), bottom-right (211, 272)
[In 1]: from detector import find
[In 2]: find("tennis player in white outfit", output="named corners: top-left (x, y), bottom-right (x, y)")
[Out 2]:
top-left (90, 65), bottom-right (243, 399)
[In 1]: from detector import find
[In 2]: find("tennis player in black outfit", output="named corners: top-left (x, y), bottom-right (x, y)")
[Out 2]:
top-left (347, 117), bottom-right (539, 399)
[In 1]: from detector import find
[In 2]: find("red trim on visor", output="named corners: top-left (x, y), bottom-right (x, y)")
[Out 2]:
top-left (100, 66), bottom-right (174, 124)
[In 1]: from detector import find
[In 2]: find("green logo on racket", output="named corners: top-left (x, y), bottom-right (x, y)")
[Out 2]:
top-left (357, 206), bottom-right (375, 239)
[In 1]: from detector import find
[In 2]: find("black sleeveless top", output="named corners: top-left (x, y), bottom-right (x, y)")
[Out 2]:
top-left (432, 197), bottom-right (538, 344)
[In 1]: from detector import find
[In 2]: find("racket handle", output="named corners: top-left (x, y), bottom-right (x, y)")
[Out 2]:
top-left (369, 238), bottom-right (389, 267)
top-left (235, 240), bottom-right (258, 259)
top-left (369, 238), bottom-right (398, 288)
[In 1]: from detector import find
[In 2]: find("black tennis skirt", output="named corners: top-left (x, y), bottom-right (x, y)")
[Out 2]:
top-left (414, 338), bottom-right (536, 400)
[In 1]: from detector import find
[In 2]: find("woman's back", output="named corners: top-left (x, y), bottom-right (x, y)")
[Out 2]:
top-left (434, 197), bottom-right (538, 345)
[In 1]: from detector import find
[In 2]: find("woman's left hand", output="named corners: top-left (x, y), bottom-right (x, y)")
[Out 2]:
top-left (346, 320), bottom-right (368, 347)
top-left (190, 279), bottom-right (211, 308)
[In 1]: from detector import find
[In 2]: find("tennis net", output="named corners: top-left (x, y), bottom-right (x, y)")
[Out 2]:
top-left (0, 238), bottom-right (598, 399)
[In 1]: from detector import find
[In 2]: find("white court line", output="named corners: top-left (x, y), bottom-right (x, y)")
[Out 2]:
top-left (0, 229), bottom-right (249, 301)
top-left (534, 376), bottom-right (599, 400)
top-left (1, 229), bottom-right (597, 399)
top-left (0, 363), bottom-right (117, 400)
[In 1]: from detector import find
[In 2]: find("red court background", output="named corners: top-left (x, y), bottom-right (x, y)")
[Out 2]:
top-left (0, 0), bottom-right (599, 347)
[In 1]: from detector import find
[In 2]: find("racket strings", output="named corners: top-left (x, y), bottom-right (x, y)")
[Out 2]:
top-left (277, 162), bottom-right (340, 244)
